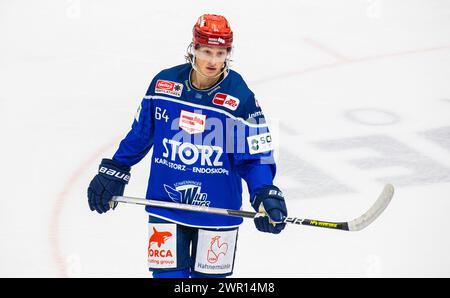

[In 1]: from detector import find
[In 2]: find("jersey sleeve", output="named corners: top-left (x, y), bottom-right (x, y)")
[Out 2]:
top-left (112, 80), bottom-right (156, 167)
top-left (232, 94), bottom-right (277, 200)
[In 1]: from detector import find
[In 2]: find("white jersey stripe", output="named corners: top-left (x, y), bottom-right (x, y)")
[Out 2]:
top-left (144, 95), bottom-right (268, 128)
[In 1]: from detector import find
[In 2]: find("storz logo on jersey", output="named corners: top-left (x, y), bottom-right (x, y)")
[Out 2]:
top-left (212, 93), bottom-right (240, 111)
top-left (155, 80), bottom-right (183, 97)
top-left (247, 132), bottom-right (273, 155)
top-left (162, 138), bottom-right (223, 166)
top-left (164, 181), bottom-right (210, 206)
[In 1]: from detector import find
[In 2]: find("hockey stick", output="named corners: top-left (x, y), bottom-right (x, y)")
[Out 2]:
top-left (111, 184), bottom-right (394, 232)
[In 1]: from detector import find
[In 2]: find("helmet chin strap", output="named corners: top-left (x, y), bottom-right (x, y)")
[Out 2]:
top-left (186, 42), bottom-right (230, 80)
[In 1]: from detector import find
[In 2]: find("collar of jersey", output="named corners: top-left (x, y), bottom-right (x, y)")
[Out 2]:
top-left (188, 67), bottom-right (229, 92)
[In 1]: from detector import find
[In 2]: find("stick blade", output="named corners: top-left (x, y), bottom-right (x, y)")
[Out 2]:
top-left (347, 184), bottom-right (394, 231)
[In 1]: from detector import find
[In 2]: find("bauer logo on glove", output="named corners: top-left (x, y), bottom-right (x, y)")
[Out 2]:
top-left (99, 166), bottom-right (130, 182)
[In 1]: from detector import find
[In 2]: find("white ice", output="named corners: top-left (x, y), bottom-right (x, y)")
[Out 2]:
top-left (1, 0), bottom-right (450, 277)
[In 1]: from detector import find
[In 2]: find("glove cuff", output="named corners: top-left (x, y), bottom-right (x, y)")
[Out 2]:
top-left (98, 158), bottom-right (131, 184)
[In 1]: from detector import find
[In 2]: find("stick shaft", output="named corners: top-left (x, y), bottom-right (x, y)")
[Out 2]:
top-left (112, 196), bottom-right (350, 230)
top-left (111, 196), bottom-right (259, 218)
top-left (111, 184), bottom-right (393, 232)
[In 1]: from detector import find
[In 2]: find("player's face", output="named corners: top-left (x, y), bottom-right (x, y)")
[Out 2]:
top-left (194, 46), bottom-right (228, 77)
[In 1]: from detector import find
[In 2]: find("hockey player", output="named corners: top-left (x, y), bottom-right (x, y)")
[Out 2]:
top-left (87, 14), bottom-right (288, 278)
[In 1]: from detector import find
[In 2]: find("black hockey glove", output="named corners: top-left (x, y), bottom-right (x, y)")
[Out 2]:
top-left (87, 158), bottom-right (130, 214)
top-left (251, 185), bottom-right (288, 234)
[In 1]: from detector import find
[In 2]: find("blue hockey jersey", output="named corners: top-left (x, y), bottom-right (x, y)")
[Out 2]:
top-left (113, 63), bottom-right (276, 228)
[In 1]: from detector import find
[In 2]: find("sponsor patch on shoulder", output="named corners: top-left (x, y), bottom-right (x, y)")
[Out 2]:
top-left (247, 132), bottom-right (273, 155)
top-left (212, 93), bottom-right (240, 111)
top-left (155, 80), bottom-right (183, 97)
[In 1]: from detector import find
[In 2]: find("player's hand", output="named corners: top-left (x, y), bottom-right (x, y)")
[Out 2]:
top-left (87, 158), bottom-right (130, 214)
top-left (251, 185), bottom-right (287, 234)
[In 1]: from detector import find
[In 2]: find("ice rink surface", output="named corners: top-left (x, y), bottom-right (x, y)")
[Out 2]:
top-left (1, 0), bottom-right (450, 277)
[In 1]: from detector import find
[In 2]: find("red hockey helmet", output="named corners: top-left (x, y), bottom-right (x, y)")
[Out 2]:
top-left (193, 14), bottom-right (233, 49)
